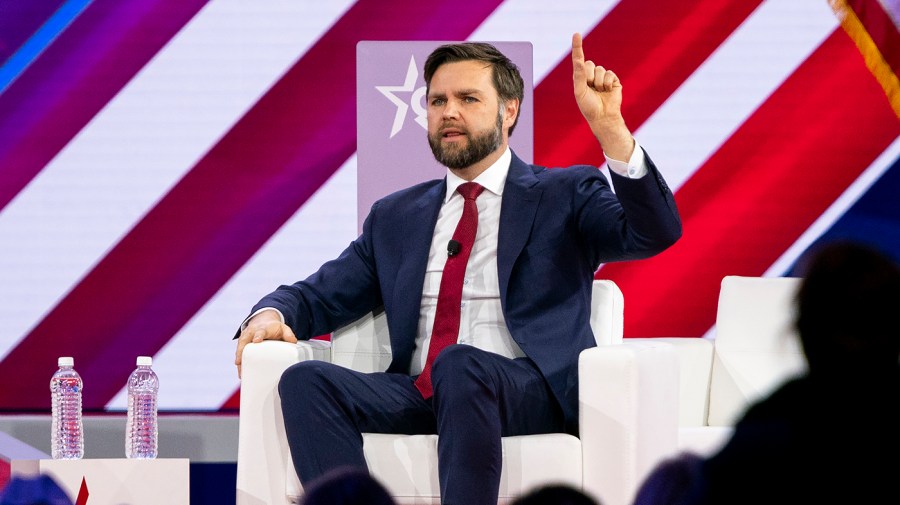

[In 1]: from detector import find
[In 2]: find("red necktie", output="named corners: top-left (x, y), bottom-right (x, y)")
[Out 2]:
top-left (415, 182), bottom-right (485, 398)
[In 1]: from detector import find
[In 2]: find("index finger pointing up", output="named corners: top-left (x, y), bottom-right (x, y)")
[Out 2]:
top-left (571, 32), bottom-right (585, 66)
top-left (572, 32), bottom-right (587, 92)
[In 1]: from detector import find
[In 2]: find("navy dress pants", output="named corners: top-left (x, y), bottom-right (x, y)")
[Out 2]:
top-left (278, 344), bottom-right (565, 505)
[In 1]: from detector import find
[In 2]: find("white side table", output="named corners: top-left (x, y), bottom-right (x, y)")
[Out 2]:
top-left (11, 458), bottom-right (189, 504)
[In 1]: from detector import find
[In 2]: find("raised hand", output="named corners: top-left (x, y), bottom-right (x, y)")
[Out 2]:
top-left (571, 32), bottom-right (633, 161)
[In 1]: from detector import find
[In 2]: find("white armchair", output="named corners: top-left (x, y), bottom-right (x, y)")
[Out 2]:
top-left (235, 279), bottom-right (677, 505)
top-left (594, 275), bottom-right (809, 504)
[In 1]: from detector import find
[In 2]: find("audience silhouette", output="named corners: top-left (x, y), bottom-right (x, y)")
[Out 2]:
top-left (632, 451), bottom-right (702, 505)
top-left (633, 240), bottom-right (900, 505)
top-left (512, 483), bottom-right (600, 505)
top-left (0, 475), bottom-right (73, 505)
top-left (298, 466), bottom-right (396, 505)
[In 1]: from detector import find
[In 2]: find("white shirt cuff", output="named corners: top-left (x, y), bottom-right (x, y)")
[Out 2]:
top-left (605, 140), bottom-right (648, 179)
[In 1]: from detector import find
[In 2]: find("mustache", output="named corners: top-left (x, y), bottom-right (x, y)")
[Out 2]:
top-left (438, 123), bottom-right (467, 134)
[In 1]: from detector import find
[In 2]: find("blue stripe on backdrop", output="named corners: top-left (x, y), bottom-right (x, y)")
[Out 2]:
top-left (0, 0), bottom-right (66, 63)
top-left (0, 0), bottom-right (93, 93)
top-left (785, 154), bottom-right (900, 275)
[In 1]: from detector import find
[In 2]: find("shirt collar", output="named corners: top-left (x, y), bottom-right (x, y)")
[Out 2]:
top-left (444, 146), bottom-right (511, 203)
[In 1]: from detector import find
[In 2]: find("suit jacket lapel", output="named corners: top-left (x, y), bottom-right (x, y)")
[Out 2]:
top-left (497, 153), bottom-right (542, 302)
top-left (391, 180), bottom-right (445, 344)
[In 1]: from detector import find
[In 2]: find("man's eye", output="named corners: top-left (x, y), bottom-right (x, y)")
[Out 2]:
top-left (431, 98), bottom-right (446, 106)
top-left (464, 96), bottom-right (478, 103)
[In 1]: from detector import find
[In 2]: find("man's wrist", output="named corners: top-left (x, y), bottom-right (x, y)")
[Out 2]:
top-left (240, 307), bottom-right (285, 331)
top-left (605, 140), bottom-right (647, 179)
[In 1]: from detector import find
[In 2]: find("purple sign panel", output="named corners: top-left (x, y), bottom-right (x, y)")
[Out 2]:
top-left (356, 41), bottom-right (534, 232)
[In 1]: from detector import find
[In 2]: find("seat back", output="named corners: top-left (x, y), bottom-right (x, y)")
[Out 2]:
top-left (590, 279), bottom-right (624, 346)
top-left (332, 307), bottom-right (392, 372)
top-left (706, 275), bottom-right (807, 426)
top-left (330, 279), bottom-right (624, 371)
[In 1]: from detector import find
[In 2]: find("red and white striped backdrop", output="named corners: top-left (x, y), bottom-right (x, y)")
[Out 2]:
top-left (0, 0), bottom-right (897, 413)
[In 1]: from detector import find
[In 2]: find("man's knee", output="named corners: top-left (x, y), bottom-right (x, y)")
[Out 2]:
top-left (278, 360), bottom-right (334, 398)
top-left (432, 344), bottom-right (490, 396)
top-left (432, 343), bottom-right (482, 371)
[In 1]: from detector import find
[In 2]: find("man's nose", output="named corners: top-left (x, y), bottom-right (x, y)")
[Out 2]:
top-left (442, 100), bottom-right (460, 118)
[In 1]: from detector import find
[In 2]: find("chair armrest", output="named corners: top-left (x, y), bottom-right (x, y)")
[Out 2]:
top-left (643, 338), bottom-right (715, 427)
top-left (579, 340), bottom-right (680, 505)
top-left (590, 279), bottom-right (624, 346)
top-left (236, 340), bottom-right (329, 505)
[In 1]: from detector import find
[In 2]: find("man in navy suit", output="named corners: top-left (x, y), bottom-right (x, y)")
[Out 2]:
top-left (234, 33), bottom-right (681, 505)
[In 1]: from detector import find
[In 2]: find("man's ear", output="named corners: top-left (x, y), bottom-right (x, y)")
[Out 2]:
top-left (503, 99), bottom-right (520, 129)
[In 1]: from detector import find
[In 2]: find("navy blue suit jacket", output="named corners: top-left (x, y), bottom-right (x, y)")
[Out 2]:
top-left (252, 150), bottom-right (681, 434)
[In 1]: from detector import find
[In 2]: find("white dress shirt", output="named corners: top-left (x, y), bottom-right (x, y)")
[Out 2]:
top-left (410, 143), bottom-right (647, 374)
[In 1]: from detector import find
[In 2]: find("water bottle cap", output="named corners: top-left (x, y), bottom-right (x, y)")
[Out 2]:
top-left (58, 357), bottom-right (74, 367)
top-left (136, 356), bottom-right (152, 366)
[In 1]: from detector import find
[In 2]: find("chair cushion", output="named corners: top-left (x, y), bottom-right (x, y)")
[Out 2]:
top-left (286, 433), bottom-right (583, 504)
top-left (677, 426), bottom-right (733, 456)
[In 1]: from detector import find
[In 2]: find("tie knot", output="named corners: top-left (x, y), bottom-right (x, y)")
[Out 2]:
top-left (457, 182), bottom-right (484, 201)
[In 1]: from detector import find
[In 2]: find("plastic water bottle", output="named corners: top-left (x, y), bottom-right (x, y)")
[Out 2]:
top-left (50, 357), bottom-right (84, 459)
top-left (125, 356), bottom-right (159, 459)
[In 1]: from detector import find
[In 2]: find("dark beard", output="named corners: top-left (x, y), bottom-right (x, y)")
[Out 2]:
top-left (428, 109), bottom-right (503, 170)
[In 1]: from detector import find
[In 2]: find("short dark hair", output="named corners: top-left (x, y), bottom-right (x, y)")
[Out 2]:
top-left (794, 241), bottom-right (900, 372)
top-left (512, 484), bottom-right (599, 505)
top-left (299, 466), bottom-right (395, 505)
top-left (423, 42), bottom-right (525, 135)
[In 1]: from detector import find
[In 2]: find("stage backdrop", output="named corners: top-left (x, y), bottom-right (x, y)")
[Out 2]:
top-left (0, 0), bottom-right (897, 413)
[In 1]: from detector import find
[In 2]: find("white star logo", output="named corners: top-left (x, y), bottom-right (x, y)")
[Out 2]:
top-left (375, 56), bottom-right (428, 138)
